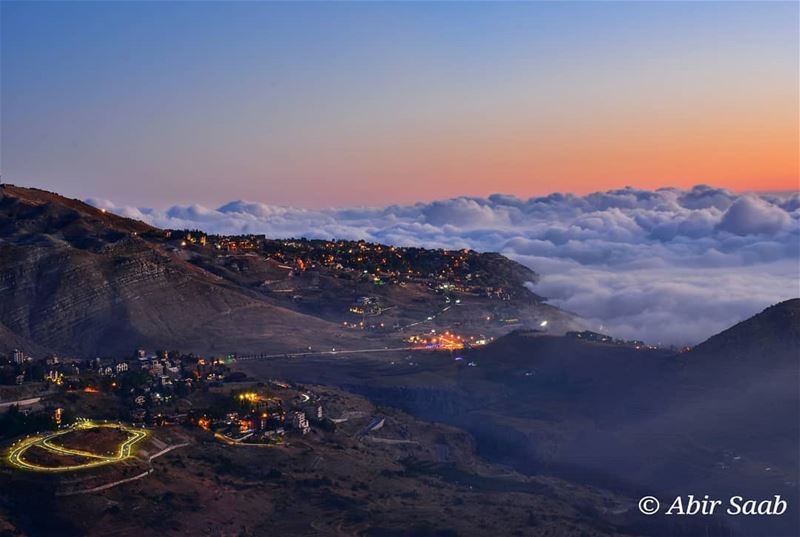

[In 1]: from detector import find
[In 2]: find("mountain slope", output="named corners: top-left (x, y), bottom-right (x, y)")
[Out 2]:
top-left (0, 184), bottom-right (572, 357)
top-left (687, 298), bottom-right (800, 362)
top-left (0, 185), bottom-right (359, 356)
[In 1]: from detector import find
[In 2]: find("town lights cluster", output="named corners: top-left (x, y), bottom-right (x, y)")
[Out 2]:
top-left (406, 331), bottom-right (492, 351)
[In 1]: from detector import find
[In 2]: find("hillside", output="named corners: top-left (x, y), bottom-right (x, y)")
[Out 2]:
top-left (0, 184), bottom-right (575, 357)
top-left (0, 185), bottom-right (363, 357)
top-left (688, 298), bottom-right (800, 362)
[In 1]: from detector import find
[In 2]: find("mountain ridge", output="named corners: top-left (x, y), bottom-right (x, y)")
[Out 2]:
top-left (688, 298), bottom-right (800, 361)
top-left (0, 184), bottom-right (572, 357)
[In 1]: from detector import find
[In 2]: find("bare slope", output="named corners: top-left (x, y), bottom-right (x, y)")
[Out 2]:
top-left (0, 184), bottom-right (574, 357)
top-left (0, 185), bottom-right (353, 356)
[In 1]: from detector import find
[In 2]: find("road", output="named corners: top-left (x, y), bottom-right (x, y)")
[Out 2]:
top-left (357, 416), bottom-right (386, 438)
top-left (0, 396), bottom-right (42, 410)
top-left (7, 421), bottom-right (148, 473)
top-left (235, 346), bottom-right (420, 361)
top-left (56, 442), bottom-right (190, 496)
top-left (235, 297), bottom-right (463, 361)
top-left (397, 298), bottom-right (456, 331)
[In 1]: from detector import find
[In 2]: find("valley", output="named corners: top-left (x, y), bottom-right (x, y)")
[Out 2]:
top-left (237, 300), bottom-right (800, 537)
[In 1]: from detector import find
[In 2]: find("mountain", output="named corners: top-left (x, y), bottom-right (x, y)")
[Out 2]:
top-left (0, 184), bottom-right (574, 358)
top-left (688, 298), bottom-right (799, 362)
top-left (0, 185), bottom-right (360, 357)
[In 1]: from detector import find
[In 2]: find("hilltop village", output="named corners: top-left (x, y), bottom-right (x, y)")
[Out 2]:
top-left (170, 230), bottom-right (520, 297)
top-left (148, 230), bottom-right (555, 350)
top-left (0, 348), bottom-right (335, 447)
top-left (159, 230), bottom-right (533, 330)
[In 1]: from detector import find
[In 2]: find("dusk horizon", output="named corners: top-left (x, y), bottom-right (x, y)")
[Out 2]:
top-left (3, 1), bottom-right (798, 207)
top-left (4, 179), bottom-right (800, 212)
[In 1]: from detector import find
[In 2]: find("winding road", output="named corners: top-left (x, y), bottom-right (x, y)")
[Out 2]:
top-left (7, 421), bottom-right (148, 473)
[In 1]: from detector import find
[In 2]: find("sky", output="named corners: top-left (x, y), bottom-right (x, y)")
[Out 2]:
top-left (2, 1), bottom-right (798, 208)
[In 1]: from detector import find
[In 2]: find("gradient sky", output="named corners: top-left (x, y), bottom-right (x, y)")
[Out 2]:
top-left (2, 1), bottom-right (798, 208)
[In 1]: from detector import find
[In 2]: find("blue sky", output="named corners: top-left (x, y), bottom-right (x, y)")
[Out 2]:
top-left (2, 1), bottom-right (797, 207)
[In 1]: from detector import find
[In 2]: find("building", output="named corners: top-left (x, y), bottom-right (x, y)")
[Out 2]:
top-left (265, 428), bottom-right (285, 441)
top-left (12, 349), bottom-right (24, 365)
top-left (288, 411), bottom-right (310, 435)
top-left (130, 408), bottom-right (147, 423)
top-left (303, 403), bottom-right (324, 420)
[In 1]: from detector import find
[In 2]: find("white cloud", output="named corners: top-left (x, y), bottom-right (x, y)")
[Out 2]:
top-left (89, 185), bottom-right (800, 345)
top-left (716, 195), bottom-right (792, 236)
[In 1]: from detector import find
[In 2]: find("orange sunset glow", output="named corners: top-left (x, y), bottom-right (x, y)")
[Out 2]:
top-left (2, 1), bottom-right (798, 206)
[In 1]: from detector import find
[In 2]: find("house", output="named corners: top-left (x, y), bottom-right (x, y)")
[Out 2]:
top-left (288, 411), bottom-right (310, 434)
top-left (303, 403), bottom-right (324, 420)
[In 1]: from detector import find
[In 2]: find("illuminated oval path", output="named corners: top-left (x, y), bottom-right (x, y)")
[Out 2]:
top-left (7, 420), bottom-right (148, 472)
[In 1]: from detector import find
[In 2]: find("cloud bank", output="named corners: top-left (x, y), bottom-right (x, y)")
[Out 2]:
top-left (88, 185), bottom-right (800, 345)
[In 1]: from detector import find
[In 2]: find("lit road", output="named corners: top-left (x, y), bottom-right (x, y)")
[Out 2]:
top-left (398, 299), bottom-right (456, 331)
top-left (7, 421), bottom-right (148, 472)
top-left (56, 442), bottom-right (190, 496)
top-left (0, 396), bottom-right (43, 410)
top-left (235, 346), bottom-right (421, 361)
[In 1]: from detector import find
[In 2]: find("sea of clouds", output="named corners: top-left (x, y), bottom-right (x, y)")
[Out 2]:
top-left (89, 185), bottom-right (800, 345)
